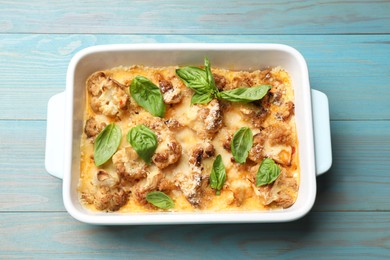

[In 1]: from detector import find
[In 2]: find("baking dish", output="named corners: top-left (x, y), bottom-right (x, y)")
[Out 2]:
top-left (45, 44), bottom-right (332, 224)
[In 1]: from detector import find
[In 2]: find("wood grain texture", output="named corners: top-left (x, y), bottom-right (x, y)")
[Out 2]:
top-left (0, 0), bottom-right (389, 34)
top-left (0, 212), bottom-right (389, 259)
top-left (314, 121), bottom-right (390, 211)
top-left (0, 121), bottom-right (63, 211)
top-left (0, 34), bottom-right (389, 120)
top-left (1, 120), bottom-right (389, 212)
top-left (1, 0), bottom-right (390, 257)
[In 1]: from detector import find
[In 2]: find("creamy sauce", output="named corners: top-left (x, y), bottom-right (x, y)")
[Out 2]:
top-left (79, 65), bottom-right (300, 212)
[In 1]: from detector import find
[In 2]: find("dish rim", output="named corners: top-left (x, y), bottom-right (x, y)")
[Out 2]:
top-left (62, 43), bottom-right (317, 224)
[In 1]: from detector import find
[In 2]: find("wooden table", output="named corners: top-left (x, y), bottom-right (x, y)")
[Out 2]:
top-left (1, 1), bottom-right (389, 258)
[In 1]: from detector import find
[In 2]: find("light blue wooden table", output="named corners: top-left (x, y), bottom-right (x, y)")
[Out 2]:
top-left (1, 1), bottom-right (390, 258)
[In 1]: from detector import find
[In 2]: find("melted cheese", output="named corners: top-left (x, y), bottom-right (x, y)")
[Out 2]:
top-left (79, 65), bottom-right (300, 212)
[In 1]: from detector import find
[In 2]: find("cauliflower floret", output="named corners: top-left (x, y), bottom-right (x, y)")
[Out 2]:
top-left (159, 79), bottom-right (183, 104)
top-left (185, 99), bottom-right (223, 139)
top-left (260, 170), bottom-right (298, 209)
top-left (175, 141), bottom-right (215, 206)
top-left (152, 135), bottom-right (182, 169)
top-left (203, 100), bottom-right (223, 136)
top-left (112, 147), bottom-right (148, 182)
top-left (90, 87), bottom-right (128, 117)
top-left (267, 123), bottom-right (293, 146)
top-left (240, 105), bottom-right (269, 128)
top-left (87, 71), bottom-right (107, 96)
top-left (84, 117), bottom-right (106, 138)
top-left (213, 73), bottom-right (228, 91)
top-left (87, 71), bottom-right (129, 117)
top-left (248, 132), bottom-right (266, 163)
top-left (82, 170), bottom-right (128, 211)
top-left (148, 121), bottom-right (182, 170)
top-left (92, 186), bottom-right (127, 211)
top-left (248, 124), bottom-right (293, 166)
top-left (229, 179), bottom-right (253, 206)
top-left (133, 166), bottom-right (163, 204)
top-left (175, 169), bottom-right (202, 206)
top-left (154, 73), bottom-right (183, 104)
top-left (188, 141), bottom-right (215, 167)
top-left (275, 101), bottom-right (294, 121)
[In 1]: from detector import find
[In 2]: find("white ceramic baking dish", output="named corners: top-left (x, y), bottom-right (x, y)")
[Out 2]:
top-left (45, 44), bottom-right (332, 225)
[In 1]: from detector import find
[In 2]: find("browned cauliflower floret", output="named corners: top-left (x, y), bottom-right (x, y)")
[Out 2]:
top-left (175, 169), bottom-right (202, 206)
top-left (213, 73), bottom-right (228, 91)
top-left (133, 167), bottom-right (163, 204)
top-left (153, 73), bottom-right (183, 104)
top-left (189, 141), bottom-right (215, 167)
top-left (248, 124), bottom-right (293, 166)
top-left (84, 117), bottom-right (106, 138)
top-left (222, 133), bottom-right (233, 152)
top-left (240, 105), bottom-right (269, 128)
top-left (148, 121), bottom-right (182, 170)
top-left (87, 71), bottom-right (106, 96)
top-left (267, 123), bottom-right (293, 146)
top-left (152, 138), bottom-right (182, 169)
top-left (176, 141), bottom-right (215, 206)
top-left (260, 170), bottom-right (298, 209)
top-left (275, 101), bottom-right (295, 121)
top-left (229, 179), bottom-right (253, 206)
top-left (164, 118), bottom-right (182, 130)
top-left (186, 99), bottom-right (223, 139)
top-left (202, 99), bottom-right (223, 137)
top-left (159, 79), bottom-right (183, 104)
top-left (158, 178), bottom-right (177, 193)
top-left (87, 71), bottom-right (129, 117)
top-left (82, 170), bottom-right (128, 211)
top-left (112, 147), bottom-right (148, 182)
top-left (248, 132), bottom-right (266, 163)
top-left (231, 72), bottom-right (254, 89)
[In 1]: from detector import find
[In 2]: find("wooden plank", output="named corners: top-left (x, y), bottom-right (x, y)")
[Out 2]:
top-left (313, 121), bottom-right (390, 211)
top-left (0, 212), bottom-right (389, 258)
top-left (0, 121), bottom-right (64, 212)
top-left (0, 1), bottom-right (389, 34)
top-left (1, 120), bottom-right (389, 212)
top-left (0, 34), bottom-right (389, 120)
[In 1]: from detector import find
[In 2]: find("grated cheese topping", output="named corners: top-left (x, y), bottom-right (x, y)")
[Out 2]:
top-left (79, 65), bottom-right (300, 212)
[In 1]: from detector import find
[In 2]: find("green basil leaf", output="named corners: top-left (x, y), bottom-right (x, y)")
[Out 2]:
top-left (256, 158), bottom-right (281, 186)
top-left (204, 57), bottom-right (218, 95)
top-left (175, 66), bottom-right (210, 94)
top-left (191, 92), bottom-right (213, 105)
top-left (176, 57), bottom-right (219, 104)
top-left (210, 155), bottom-right (226, 195)
top-left (146, 191), bottom-right (175, 209)
top-left (231, 127), bottom-right (253, 164)
top-left (127, 124), bottom-right (158, 165)
top-left (94, 123), bottom-right (122, 166)
top-left (130, 76), bottom-right (166, 117)
top-left (219, 85), bottom-right (272, 103)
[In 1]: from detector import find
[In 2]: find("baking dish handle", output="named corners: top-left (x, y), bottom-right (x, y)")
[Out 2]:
top-left (45, 92), bottom-right (65, 179)
top-left (311, 89), bottom-right (332, 176)
top-left (44, 90), bottom-right (331, 178)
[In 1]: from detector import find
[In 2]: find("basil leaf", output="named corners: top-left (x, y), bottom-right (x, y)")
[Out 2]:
top-left (176, 57), bottom-right (219, 104)
top-left (256, 158), bottom-right (281, 186)
top-left (219, 85), bottom-right (272, 103)
top-left (175, 66), bottom-right (210, 94)
top-left (127, 124), bottom-right (158, 165)
top-left (146, 191), bottom-right (175, 209)
top-left (191, 92), bottom-right (213, 105)
top-left (231, 127), bottom-right (253, 163)
top-left (204, 57), bottom-right (218, 95)
top-left (130, 76), bottom-right (166, 117)
top-left (94, 123), bottom-right (122, 166)
top-left (210, 155), bottom-right (226, 195)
